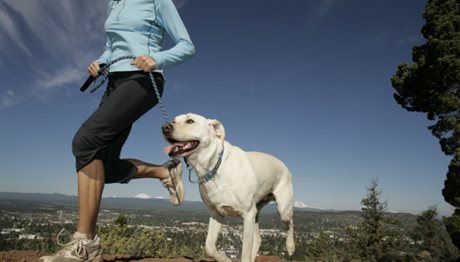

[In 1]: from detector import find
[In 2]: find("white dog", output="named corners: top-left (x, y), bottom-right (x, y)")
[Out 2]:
top-left (162, 113), bottom-right (295, 262)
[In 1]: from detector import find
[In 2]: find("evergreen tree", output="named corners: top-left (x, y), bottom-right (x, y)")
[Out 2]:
top-left (305, 231), bottom-right (337, 261)
top-left (355, 180), bottom-right (407, 261)
top-left (391, 0), bottom-right (460, 250)
top-left (413, 207), bottom-right (460, 261)
top-left (358, 180), bottom-right (387, 261)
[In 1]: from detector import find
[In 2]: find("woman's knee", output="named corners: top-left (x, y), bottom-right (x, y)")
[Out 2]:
top-left (72, 127), bottom-right (91, 155)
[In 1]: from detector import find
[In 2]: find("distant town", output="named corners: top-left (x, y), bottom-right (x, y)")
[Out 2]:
top-left (1, 192), bottom-right (458, 261)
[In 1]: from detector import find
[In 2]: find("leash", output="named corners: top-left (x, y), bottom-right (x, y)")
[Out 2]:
top-left (184, 144), bottom-right (224, 184)
top-left (80, 55), bottom-right (169, 122)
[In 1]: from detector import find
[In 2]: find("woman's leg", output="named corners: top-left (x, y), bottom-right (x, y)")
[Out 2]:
top-left (72, 72), bottom-right (160, 238)
top-left (127, 158), bottom-right (184, 206)
top-left (126, 159), bottom-right (170, 179)
top-left (77, 159), bottom-right (105, 238)
top-left (41, 72), bottom-right (168, 260)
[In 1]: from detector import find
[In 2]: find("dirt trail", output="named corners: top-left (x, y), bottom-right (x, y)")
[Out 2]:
top-left (0, 251), bottom-right (291, 262)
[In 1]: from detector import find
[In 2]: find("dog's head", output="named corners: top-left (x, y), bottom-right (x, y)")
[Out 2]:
top-left (162, 113), bottom-right (225, 158)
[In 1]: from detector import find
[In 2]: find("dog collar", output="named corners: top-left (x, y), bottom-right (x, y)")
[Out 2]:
top-left (184, 144), bottom-right (224, 184)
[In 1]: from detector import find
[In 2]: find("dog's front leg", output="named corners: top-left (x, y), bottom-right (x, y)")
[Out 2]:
top-left (241, 207), bottom-right (257, 262)
top-left (205, 212), bottom-right (231, 262)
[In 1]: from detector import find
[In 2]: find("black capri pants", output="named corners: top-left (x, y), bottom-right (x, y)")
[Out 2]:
top-left (72, 71), bottom-right (164, 184)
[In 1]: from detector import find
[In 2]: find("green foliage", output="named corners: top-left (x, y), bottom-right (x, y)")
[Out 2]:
top-left (413, 207), bottom-right (459, 261)
top-left (98, 215), bottom-right (208, 258)
top-left (114, 214), bottom-right (128, 227)
top-left (391, 0), bottom-right (460, 250)
top-left (443, 149), bottom-right (460, 208)
top-left (444, 209), bottom-right (460, 251)
top-left (353, 180), bottom-right (410, 261)
top-left (357, 180), bottom-right (387, 261)
top-left (305, 231), bottom-right (335, 261)
top-left (391, 0), bottom-right (460, 156)
top-left (99, 215), bottom-right (169, 257)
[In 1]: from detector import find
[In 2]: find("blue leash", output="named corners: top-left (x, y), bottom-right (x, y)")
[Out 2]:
top-left (82, 55), bottom-right (169, 122)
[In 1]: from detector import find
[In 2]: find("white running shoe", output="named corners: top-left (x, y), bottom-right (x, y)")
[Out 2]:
top-left (161, 159), bottom-right (184, 206)
top-left (40, 230), bottom-right (102, 262)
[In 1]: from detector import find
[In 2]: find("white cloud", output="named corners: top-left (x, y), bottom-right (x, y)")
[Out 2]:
top-left (37, 67), bottom-right (86, 91)
top-left (2, 0), bottom-right (107, 108)
top-left (0, 6), bottom-right (32, 56)
top-left (0, 89), bottom-right (20, 109)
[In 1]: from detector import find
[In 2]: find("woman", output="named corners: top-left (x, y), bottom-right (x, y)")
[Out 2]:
top-left (40, 0), bottom-right (195, 261)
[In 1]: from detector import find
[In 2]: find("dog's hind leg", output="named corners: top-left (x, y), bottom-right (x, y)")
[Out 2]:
top-left (205, 212), bottom-right (231, 262)
top-left (273, 175), bottom-right (295, 257)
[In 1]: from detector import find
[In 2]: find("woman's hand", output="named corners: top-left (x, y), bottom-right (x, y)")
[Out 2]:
top-left (132, 55), bottom-right (157, 72)
top-left (88, 61), bottom-right (101, 78)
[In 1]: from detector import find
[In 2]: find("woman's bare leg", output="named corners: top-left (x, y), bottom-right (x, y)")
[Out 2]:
top-left (77, 159), bottom-right (105, 238)
top-left (127, 159), bottom-right (170, 180)
top-left (127, 159), bottom-right (184, 205)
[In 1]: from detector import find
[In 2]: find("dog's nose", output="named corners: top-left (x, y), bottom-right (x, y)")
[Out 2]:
top-left (162, 122), bottom-right (173, 135)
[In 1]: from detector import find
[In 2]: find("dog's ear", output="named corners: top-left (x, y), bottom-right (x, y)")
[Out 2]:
top-left (209, 119), bottom-right (225, 141)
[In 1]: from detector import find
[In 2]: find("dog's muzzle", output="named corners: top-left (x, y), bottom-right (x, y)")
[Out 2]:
top-left (162, 122), bottom-right (200, 157)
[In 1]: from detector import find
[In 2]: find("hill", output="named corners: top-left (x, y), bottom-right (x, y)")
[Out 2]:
top-left (0, 192), bottom-right (329, 213)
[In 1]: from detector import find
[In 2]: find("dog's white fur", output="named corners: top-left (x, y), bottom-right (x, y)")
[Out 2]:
top-left (164, 113), bottom-right (295, 262)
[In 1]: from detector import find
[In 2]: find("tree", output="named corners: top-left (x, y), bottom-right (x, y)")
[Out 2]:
top-left (99, 214), bottom-right (169, 257)
top-left (358, 180), bottom-right (387, 261)
top-left (305, 231), bottom-right (333, 261)
top-left (391, 0), bottom-right (460, 249)
top-left (413, 207), bottom-right (459, 261)
top-left (354, 180), bottom-right (407, 261)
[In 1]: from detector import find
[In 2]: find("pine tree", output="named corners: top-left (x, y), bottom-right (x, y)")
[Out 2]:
top-left (413, 207), bottom-right (460, 261)
top-left (391, 0), bottom-right (460, 250)
top-left (358, 180), bottom-right (387, 261)
top-left (355, 180), bottom-right (407, 261)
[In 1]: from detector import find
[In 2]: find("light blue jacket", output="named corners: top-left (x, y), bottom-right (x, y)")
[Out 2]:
top-left (97, 0), bottom-right (195, 72)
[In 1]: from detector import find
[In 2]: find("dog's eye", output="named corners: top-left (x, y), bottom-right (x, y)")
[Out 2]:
top-left (186, 119), bottom-right (195, 124)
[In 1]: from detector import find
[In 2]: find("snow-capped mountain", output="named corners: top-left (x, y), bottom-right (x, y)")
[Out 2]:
top-left (133, 193), bottom-right (152, 199)
top-left (294, 201), bottom-right (308, 208)
top-left (294, 201), bottom-right (328, 211)
top-left (132, 193), bottom-right (167, 200)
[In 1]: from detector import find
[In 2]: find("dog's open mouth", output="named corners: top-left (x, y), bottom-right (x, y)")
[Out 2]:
top-left (163, 139), bottom-right (200, 157)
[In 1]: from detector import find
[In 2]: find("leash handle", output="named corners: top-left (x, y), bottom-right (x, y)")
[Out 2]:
top-left (79, 63), bottom-right (106, 92)
top-left (80, 55), bottom-right (169, 122)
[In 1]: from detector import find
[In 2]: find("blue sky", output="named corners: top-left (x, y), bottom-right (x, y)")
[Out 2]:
top-left (1, 0), bottom-right (454, 216)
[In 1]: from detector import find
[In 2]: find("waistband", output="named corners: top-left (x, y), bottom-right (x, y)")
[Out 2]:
top-left (108, 70), bottom-right (163, 79)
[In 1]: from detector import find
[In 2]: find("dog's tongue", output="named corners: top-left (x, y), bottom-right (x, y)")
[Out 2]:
top-left (163, 142), bottom-right (186, 155)
top-left (163, 145), bottom-right (174, 155)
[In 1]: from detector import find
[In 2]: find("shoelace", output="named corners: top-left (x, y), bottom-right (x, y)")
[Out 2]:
top-left (56, 228), bottom-right (88, 258)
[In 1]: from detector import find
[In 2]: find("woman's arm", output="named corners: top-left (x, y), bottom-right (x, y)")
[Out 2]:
top-left (96, 39), bottom-right (113, 65)
top-left (150, 0), bottom-right (195, 69)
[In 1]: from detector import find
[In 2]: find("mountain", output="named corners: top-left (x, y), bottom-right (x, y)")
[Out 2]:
top-left (0, 192), bottom-right (209, 213)
top-left (294, 201), bottom-right (331, 211)
top-left (133, 193), bottom-right (153, 199)
top-left (0, 192), bottom-right (330, 213)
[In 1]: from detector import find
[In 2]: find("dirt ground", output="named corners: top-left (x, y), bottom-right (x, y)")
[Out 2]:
top-left (0, 251), bottom-right (292, 262)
